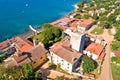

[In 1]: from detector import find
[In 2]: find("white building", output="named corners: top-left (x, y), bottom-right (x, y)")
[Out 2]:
top-left (70, 31), bottom-right (86, 52)
top-left (77, 18), bottom-right (95, 31)
top-left (49, 37), bottom-right (83, 74)
top-left (64, 28), bottom-right (86, 53)
top-left (83, 42), bottom-right (105, 60)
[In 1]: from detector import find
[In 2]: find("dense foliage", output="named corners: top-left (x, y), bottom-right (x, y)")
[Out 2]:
top-left (112, 56), bottom-right (120, 64)
top-left (114, 29), bottom-right (120, 41)
top-left (0, 65), bottom-right (21, 80)
top-left (32, 23), bottom-right (62, 48)
top-left (19, 64), bottom-right (42, 80)
top-left (111, 41), bottom-right (120, 51)
top-left (82, 55), bottom-right (96, 73)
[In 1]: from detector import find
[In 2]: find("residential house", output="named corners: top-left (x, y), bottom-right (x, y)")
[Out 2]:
top-left (89, 10), bottom-right (102, 16)
top-left (83, 42), bottom-right (106, 60)
top-left (70, 18), bottom-right (95, 31)
top-left (50, 17), bottom-right (73, 31)
top-left (13, 44), bottom-right (48, 69)
top-left (0, 36), bottom-right (33, 55)
top-left (49, 36), bottom-right (83, 74)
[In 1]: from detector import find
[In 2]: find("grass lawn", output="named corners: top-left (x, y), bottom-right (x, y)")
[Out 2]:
top-left (111, 63), bottom-right (120, 80)
top-left (91, 27), bottom-right (103, 35)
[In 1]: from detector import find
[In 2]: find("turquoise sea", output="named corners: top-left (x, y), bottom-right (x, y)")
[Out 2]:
top-left (0, 0), bottom-right (82, 42)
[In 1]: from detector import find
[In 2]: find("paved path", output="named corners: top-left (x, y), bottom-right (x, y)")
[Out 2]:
top-left (97, 29), bottom-right (113, 80)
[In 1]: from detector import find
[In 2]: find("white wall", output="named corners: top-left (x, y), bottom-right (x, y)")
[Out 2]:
top-left (83, 50), bottom-right (98, 60)
top-left (50, 51), bottom-right (73, 73)
top-left (70, 33), bottom-right (85, 52)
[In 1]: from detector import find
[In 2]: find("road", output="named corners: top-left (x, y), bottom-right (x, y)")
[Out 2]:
top-left (97, 29), bottom-right (113, 80)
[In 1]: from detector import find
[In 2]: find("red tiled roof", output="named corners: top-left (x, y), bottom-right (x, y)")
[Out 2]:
top-left (0, 40), bottom-right (10, 50)
top-left (78, 18), bottom-right (95, 28)
top-left (26, 44), bottom-right (48, 61)
top-left (85, 43), bottom-right (104, 56)
top-left (50, 36), bottom-right (82, 64)
top-left (0, 36), bottom-right (33, 52)
top-left (13, 44), bottom-right (47, 64)
top-left (13, 54), bottom-right (28, 63)
top-left (114, 51), bottom-right (120, 57)
top-left (14, 37), bottom-right (33, 52)
top-left (50, 17), bottom-right (72, 25)
top-left (68, 18), bottom-right (94, 30)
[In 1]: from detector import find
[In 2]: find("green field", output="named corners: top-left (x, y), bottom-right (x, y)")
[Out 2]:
top-left (91, 27), bottom-right (103, 35)
top-left (111, 63), bottom-right (120, 80)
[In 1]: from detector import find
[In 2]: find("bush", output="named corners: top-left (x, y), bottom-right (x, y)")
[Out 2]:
top-left (82, 55), bottom-right (96, 73)
top-left (111, 41), bottom-right (120, 51)
top-left (112, 56), bottom-right (120, 64)
top-left (114, 30), bottom-right (120, 41)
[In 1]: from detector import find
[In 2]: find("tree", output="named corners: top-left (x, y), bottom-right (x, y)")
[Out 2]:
top-left (42, 23), bottom-right (52, 30)
top-left (19, 64), bottom-right (42, 80)
top-left (52, 27), bottom-right (62, 38)
top-left (114, 30), bottom-right (120, 41)
top-left (111, 41), bottom-right (120, 51)
top-left (0, 65), bottom-right (21, 80)
top-left (82, 55), bottom-right (96, 73)
top-left (23, 64), bottom-right (34, 79)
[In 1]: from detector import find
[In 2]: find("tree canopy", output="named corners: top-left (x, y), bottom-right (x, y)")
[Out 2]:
top-left (32, 23), bottom-right (62, 47)
top-left (82, 55), bottom-right (96, 73)
top-left (114, 29), bottom-right (120, 41)
top-left (20, 64), bottom-right (42, 80)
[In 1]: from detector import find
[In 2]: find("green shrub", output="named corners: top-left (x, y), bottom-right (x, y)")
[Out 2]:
top-left (112, 56), bottom-right (120, 64)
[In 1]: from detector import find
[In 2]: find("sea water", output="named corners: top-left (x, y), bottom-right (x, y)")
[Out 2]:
top-left (0, 0), bottom-right (82, 42)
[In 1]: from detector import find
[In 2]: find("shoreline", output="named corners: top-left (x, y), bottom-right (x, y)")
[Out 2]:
top-left (0, 2), bottom-right (79, 43)
top-left (19, 4), bottom-right (79, 39)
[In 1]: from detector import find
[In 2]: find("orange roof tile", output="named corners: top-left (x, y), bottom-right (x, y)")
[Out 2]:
top-left (69, 20), bottom-right (78, 30)
top-left (0, 36), bottom-right (33, 52)
top-left (85, 43), bottom-right (104, 56)
top-left (14, 37), bottom-right (33, 52)
top-left (50, 17), bottom-right (72, 25)
top-left (78, 18), bottom-right (95, 28)
top-left (13, 54), bottom-right (28, 63)
top-left (0, 40), bottom-right (10, 50)
top-left (50, 36), bottom-right (82, 64)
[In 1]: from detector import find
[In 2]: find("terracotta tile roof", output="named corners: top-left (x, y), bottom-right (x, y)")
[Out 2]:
top-left (26, 44), bottom-right (48, 61)
top-left (68, 18), bottom-right (94, 30)
top-left (114, 51), bottom-right (120, 57)
top-left (0, 40), bottom-right (10, 50)
top-left (85, 43), bottom-right (104, 56)
top-left (0, 36), bottom-right (33, 52)
top-left (69, 20), bottom-right (78, 30)
top-left (13, 54), bottom-right (28, 63)
top-left (14, 37), bottom-right (33, 52)
top-left (50, 36), bottom-right (82, 64)
top-left (78, 18), bottom-right (95, 28)
top-left (13, 44), bottom-right (48, 65)
top-left (50, 17), bottom-right (72, 25)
